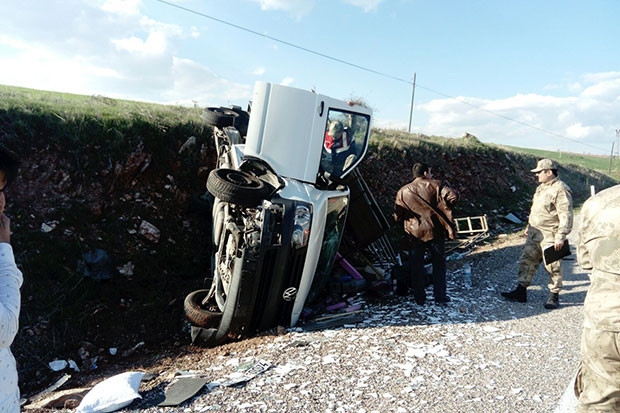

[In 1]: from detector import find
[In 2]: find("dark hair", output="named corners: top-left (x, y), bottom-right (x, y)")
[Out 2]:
top-left (412, 163), bottom-right (429, 178)
top-left (0, 146), bottom-right (20, 187)
top-left (550, 169), bottom-right (558, 177)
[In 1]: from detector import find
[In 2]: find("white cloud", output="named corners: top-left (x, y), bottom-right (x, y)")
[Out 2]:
top-left (112, 31), bottom-right (169, 56)
top-left (161, 57), bottom-right (252, 107)
top-left (568, 82), bottom-right (583, 93)
top-left (0, 35), bottom-right (30, 52)
top-left (565, 123), bottom-right (594, 139)
top-left (98, 0), bottom-right (141, 16)
top-left (280, 77), bottom-right (295, 86)
top-left (582, 71), bottom-right (620, 83)
top-left (581, 77), bottom-right (620, 100)
top-left (249, 0), bottom-right (316, 18)
top-left (0, 43), bottom-right (120, 96)
top-left (342, 0), bottom-right (384, 12)
top-left (248, 0), bottom-right (383, 18)
top-left (415, 72), bottom-right (620, 154)
top-left (0, 0), bottom-right (249, 107)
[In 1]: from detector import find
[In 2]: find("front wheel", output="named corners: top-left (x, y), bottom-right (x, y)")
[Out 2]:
top-left (184, 289), bottom-right (222, 328)
top-left (185, 235), bottom-right (249, 347)
top-left (207, 168), bottom-right (270, 207)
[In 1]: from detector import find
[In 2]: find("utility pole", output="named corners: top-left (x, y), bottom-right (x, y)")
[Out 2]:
top-left (408, 73), bottom-right (416, 134)
top-left (616, 129), bottom-right (620, 176)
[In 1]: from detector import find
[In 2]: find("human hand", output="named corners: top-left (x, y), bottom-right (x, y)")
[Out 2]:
top-left (554, 239), bottom-right (565, 251)
top-left (0, 214), bottom-right (11, 243)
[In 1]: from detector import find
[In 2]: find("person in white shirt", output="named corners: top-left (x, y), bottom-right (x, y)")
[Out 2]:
top-left (0, 146), bottom-right (22, 412)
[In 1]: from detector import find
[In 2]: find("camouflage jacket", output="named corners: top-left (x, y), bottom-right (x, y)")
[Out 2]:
top-left (528, 177), bottom-right (573, 243)
top-left (578, 184), bottom-right (620, 331)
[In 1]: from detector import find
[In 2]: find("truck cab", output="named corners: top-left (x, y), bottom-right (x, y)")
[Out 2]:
top-left (185, 82), bottom-right (372, 346)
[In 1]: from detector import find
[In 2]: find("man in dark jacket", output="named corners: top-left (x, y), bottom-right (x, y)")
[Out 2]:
top-left (394, 163), bottom-right (459, 305)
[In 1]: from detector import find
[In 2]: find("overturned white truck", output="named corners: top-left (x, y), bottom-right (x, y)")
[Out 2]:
top-left (185, 82), bottom-right (374, 346)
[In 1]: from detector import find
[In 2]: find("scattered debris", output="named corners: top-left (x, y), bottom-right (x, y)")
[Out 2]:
top-left (504, 212), bottom-right (523, 224)
top-left (122, 341), bottom-right (145, 358)
top-left (26, 373), bottom-right (72, 406)
top-left (447, 250), bottom-right (472, 261)
top-left (462, 262), bottom-right (473, 290)
top-left (48, 359), bottom-right (80, 372)
top-left (334, 252), bottom-right (364, 280)
top-left (139, 220), bottom-right (160, 243)
top-left (24, 387), bottom-right (90, 410)
top-left (178, 136), bottom-right (197, 154)
top-left (78, 249), bottom-right (114, 280)
top-left (76, 371), bottom-right (143, 413)
top-left (117, 262), bottom-right (134, 276)
top-left (302, 310), bottom-right (365, 331)
top-left (218, 360), bottom-right (272, 387)
top-left (41, 221), bottom-right (58, 233)
top-left (454, 215), bottom-right (489, 235)
top-left (49, 359), bottom-right (68, 372)
top-left (159, 376), bottom-right (208, 407)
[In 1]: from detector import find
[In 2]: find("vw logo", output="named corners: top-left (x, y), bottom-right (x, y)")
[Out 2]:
top-left (282, 287), bottom-right (297, 302)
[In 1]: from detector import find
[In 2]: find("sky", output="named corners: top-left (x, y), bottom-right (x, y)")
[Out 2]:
top-left (1, 0), bottom-right (619, 155)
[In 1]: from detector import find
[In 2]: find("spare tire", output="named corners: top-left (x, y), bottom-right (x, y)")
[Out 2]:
top-left (207, 168), bottom-right (270, 207)
top-left (201, 107), bottom-right (238, 128)
top-left (229, 107), bottom-right (250, 137)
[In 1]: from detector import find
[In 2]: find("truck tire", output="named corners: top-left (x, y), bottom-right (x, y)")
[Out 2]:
top-left (207, 168), bottom-right (270, 207)
top-left (189, 243), bottom-right (248, 347)
top-left (229, 107), bottom-right (250, 137)
top-left (184, 289), bottom-right (223, 328)
top-left (201, 107), bottom-right (238, 128)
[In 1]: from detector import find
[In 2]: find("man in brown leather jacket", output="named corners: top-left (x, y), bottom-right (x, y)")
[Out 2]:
top-left (394, 163), bottom-right (459, 305)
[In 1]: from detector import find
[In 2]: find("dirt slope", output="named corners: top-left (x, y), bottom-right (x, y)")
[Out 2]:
top-left (3, 118), bottom-right (616, 399)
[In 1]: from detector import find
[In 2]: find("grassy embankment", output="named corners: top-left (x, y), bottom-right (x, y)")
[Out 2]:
top-left (0, 84), bottom-right (618, 395)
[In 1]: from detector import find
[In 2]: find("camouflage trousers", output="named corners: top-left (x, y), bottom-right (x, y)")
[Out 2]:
top-left (575, 328), bottom-right (620, 412)
top-left (517, 227), bottom-right (562, 293)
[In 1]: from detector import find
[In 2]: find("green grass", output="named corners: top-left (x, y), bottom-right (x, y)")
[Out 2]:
top-left (0, 84), bottom-right (201, 121)
top-left (496, 144), bottom-right (620, 179)
top-left (0, 85), bottom-right (206, 162)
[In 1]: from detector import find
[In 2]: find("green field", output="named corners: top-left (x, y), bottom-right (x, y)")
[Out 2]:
top-left (498, 145), bottom-right (620, 179)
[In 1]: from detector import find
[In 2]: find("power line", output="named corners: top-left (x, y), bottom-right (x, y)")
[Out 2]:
top-left (152, 0), bottom-right (608, 154)
top-left (152, 0), bottom-right (411, 85)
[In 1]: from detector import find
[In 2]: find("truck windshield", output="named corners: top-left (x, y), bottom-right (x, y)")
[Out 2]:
top-left (320, 109), bottom-right (370, 179)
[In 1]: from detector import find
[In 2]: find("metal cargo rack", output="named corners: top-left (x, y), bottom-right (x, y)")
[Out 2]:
top-left (447, 215), bottom-right (489, 253)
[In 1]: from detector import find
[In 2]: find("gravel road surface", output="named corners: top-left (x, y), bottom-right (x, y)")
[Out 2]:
top-left (28, 222), bottom-right (587, 413)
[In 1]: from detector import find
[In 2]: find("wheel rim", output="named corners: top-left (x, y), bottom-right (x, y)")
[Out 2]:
top-left (214, 226), bottom-right (238, 310)
top-left (223, 170), bottom-right (262, 188)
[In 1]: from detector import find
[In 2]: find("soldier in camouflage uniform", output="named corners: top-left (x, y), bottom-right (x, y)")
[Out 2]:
top-left (575, 184), bottom-right (620, 412)
top-left (502, 159), bottom-right (573, 309)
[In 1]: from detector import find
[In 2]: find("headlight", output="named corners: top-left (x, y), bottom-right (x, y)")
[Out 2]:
top-left (292, 204), bottom-right (311, 248)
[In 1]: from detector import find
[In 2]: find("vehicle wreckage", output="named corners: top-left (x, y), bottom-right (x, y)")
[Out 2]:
top-left (184, 82), bottom-right (393, 346)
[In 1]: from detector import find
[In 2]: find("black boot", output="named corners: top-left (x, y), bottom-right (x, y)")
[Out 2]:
top-left (544, 292), bottom-right (559, 309)
top-left (501, 284), bottom-right (527, 303)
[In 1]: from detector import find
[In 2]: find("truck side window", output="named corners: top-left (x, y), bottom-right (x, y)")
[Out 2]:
top-left (320, 110), bottom-right (369, 178)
